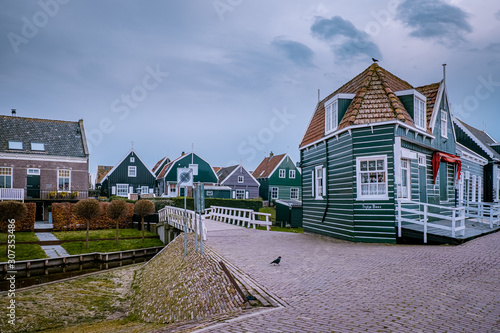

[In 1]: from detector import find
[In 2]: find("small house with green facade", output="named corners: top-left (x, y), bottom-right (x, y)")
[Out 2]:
top-left (253, 153), bottom-right (301, 202)
top-left (300, 63), bottom-right (466, 243)
top-left (99, 149), bottom-right (156, 198)
top-left (156, 152), bottom-right (218, 197)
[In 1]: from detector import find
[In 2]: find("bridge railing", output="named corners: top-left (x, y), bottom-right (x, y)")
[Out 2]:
top-left (158, 206), bottom-right (207, 240)
top-left (205, 205), bottom-right (271, 230)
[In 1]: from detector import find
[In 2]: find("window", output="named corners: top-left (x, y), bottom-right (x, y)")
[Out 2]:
top-left (279, 169), bottom-right (286, 178)
top-left (128, 166), bottom-right (137, 177)
top-left (325, 99), bottom-right (338, 134)
top-left (400, 159), bottom-right (411, 199)
top-left (27, 168), bottom-right (40, 175)
top-left (440, 111), bottom-right (448, 138)
top-left (478, 176), bottom-right (482, 203)
top-left (472, 175), bottom-right (477, 202)
top-left (206, 190), bottom-right (213, 196)
top-left (414, 97), bottom-right (426, 130)
top-left (315, 166), bottom-right (324, 200)
top-left (238, 176), bottom-right (244, 183)
top-left (418, 154), bottom-right (426, 167)
top-left (141, 186), bottom-right (149, 194)
top-left (270, 187), bottom-right (278, 199)
top-left (58, 169), bottom-right (70, 191)
top-left (289, 170), bottom-right (296, 179)
top-left (130, 157), bottom-right (135, 162)
top-left (290, 188), bottom-right (299, 199)
top-left (117, 184), bottom-right (128, 197)
top-left (8, 141), bottom-right (22, 150)
top-left (0, 167), bottom-right (13, 188)
top-left (357, 156), bottom-right (388, 200)
top-left (31, 142), bottom-right (45, 151)
top-left (236, 189), bottom-right (245, 199)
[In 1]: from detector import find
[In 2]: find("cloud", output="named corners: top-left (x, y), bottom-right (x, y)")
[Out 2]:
top-left (310, 16), bottom-right (381, 62)
top-left (271, 37), bottom-right (316, 67)
top-left (396, 0), bottom-right (472, 43)
top-left (496, 10), bottom-right (500, 20)
top-left (484, 43), bottom-right (500, 53)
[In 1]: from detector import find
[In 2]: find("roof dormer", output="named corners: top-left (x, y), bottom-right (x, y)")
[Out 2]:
top-left (395, 89), bottom-right (427, 130)
top-left (324, 93), bottom-right (355, 135)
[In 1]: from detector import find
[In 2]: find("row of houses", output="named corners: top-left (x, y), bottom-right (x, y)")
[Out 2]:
top-left (299, 62), bottom-right (500, 243)
top-left (95, 150), bottom-right (302, 202)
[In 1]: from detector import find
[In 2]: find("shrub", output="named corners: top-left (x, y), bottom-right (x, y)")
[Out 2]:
top-left (0, 202), bottom-right (35, 232)
top-left (108, 199), bottom-right (128, 244)
top-left (74, 199), bottom-right (101, 248)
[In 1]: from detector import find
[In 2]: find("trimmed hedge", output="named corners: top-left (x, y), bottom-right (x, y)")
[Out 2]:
top-left (164, 197), bottom-right (263, 212)
top-left (52, 202), bottom-right (134, 231)
top-left (0, 202), bottom-right (36, 232)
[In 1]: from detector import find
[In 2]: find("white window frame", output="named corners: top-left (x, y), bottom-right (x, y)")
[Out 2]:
top-left (289, 170), bottom-right (296, 179)
top-left (116, 184), bottom-right (129, 197)
top-left (472, 175), bottom-right (477, 202)
top-left (440, 110), bottom-right (448, 138)
top-left (8, 141), bottom-right (23, 150)
top-left (478, 176), bottom-right (482, 203)
top-left (325, 99), bottom-right (338, 134)
top-left (279, 169), bottom-right (286, 178)
top-left (315, 165), bottom-right (324, 200)
top-left (356, 155), bottom-right (388, 200)
top-left (128, 166), bottom-right (137, 177)
top-left (0, 167), bottom-right (13, 188)
top-left (238, 176), bottom-right (244, 183)
top-left (236, 189), bottom-right (245, 199)
top-left (414, 96), bottom-right (426, 130)
top-left (57, 169), bottom-right (71, 191)
top-left (206, 190), bottom-right (213, 196)
top-left (459, 172), bottom-right (464, 203)
top-left (130, 157), bottom-right (135, 162)
top-left (270, 187), bottom-right (279, 200)
top-left (400, 159), bottom-right (411, 199)
top-left (418, 154), bottom-right (426, 167)
top-left (31, 142), bottom-right (45, 151)
top-left (27, 168), bottom-right (40, 175)
top-left (290, 187), bottom-right (299, 200)
top-left (141, 186), bottom-right (149, 194)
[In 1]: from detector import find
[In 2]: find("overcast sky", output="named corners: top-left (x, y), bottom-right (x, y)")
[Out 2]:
top-left (1, 0), bottom-right (499, 177)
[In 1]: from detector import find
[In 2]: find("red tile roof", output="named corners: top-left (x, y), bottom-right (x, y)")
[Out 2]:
top-left (253, 153), bottom-right (286, 179)
top-left (300, 63), bottom-right (438, 148)
top-left (152, 157), bottom-right (167, 173)
top-left (96, 165), bottom-right (113, 184)
top-left (157, 161), bottom-right (173, 179)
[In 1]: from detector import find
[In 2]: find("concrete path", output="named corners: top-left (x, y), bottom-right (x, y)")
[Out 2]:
top-left (198, 220), bottom-right (500, 332)
top-left (35, 226), bottom-right (70, 258)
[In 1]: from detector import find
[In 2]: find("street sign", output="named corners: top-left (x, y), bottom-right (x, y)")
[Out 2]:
top-left (177, 168), bottom-right (193, 187)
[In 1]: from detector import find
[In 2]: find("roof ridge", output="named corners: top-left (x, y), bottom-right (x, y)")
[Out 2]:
top-left (376, 66), bottom-right (412, 123)
top-left (0, 115), bottom-right (79, 124)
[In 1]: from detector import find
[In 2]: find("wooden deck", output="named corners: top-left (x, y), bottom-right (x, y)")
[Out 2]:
top-left (400, 218), bottom-right (500, 244)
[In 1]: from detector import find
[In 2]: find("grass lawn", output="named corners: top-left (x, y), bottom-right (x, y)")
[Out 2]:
top-left (0, 232), bottom-right (48, 262)
top-left (53, 228), bottom-right (158, 241)
top-left (256, 225), bottom-right (303, 233)
top-left (0, 231), bottom-right (40, 243)
top-left (62, 238), bottom-right (164, 255)
top-left (259, 206), bottom-right (276, 221)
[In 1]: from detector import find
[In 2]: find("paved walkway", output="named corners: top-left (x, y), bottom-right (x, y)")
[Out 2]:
top-left (198, 219), bottom-right (500, 332)
top-left (34, 221), bottom-right (69, 258)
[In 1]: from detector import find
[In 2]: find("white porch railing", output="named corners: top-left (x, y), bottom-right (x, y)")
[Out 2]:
top-left (205, 205), bottom-right (272, 230)
top-left (459, 201), bottom-right (500, 229)
top-left (0, 188), bottom-right (24, 202)
top-left (158, 206), bottom-right (207, 240)
top-left (397, 200), bottom-right (466, 243)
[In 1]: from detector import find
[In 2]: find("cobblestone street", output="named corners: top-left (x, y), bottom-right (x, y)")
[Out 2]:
top-left (199, 221), bottom-right (500, 332)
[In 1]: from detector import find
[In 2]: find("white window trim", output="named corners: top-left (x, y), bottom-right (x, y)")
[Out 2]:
top-left (289, 170), bottom-right (296, 179)
top-left (279, 169), bottom-right (286, 178)
top-left (206, 190), bottom-right (213, 196)
top-left (31, 142), bottom-right (45, 151)
top-left (238, 176), bottom-right (244, 183)
top-left (116, 184), bottom-right (129, 197)
top-left (141, 186), bottom-right (149, 194)
top-left (57, 169), bottom-right (71, 192)
top-left (290, 187), bottom-right (299, 200)
top-left (8, 141), bottom-right (23, 150)
top-left (130, 157), bottom-right (135, 162)
top-left (236, 189), bottom-right (245, 199)
top-left (0, 167), bottom-right (13, 188)
top-left (399, 159), bottom-right (411, 200)
top-left (325, 99), bottom-right (339, 134)
top-left (128, 166), bottom-right (137, 177)
top-left (356, 155), bottom-right (389, 200)
top-left (27, 168), bottom-right (40, 175)
top-left (414, 96), bottom-right (426, 130)
top-left (314, 165), bottom-right (325, 200)
top-left (478, 176), bottom-right (482, 203)
top-left (418, 153), bottom-right (426, 167)
top-left (472, 175), bottom-right (477, 202)
top-left (270, 187), bottom-right (279, 199)
top-left (440, 110), bottom-right (448, 138)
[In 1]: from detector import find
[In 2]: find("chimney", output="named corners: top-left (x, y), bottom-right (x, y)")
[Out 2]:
top-left (11, 109), bottom-right (16, 116)
top-left (442, 64), bottom-right (446, 85)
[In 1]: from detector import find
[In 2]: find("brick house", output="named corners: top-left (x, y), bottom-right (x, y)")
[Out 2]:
top-left (0, 113), bottom-right (89, 221)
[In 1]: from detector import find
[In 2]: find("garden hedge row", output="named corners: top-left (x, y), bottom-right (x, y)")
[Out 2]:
top-left (52, 202), bottom-right (134, 231)
top-left (0, 202), bottom-right (36, 232)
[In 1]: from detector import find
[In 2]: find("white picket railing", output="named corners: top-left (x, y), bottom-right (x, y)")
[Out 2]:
top-left (205, 205), bottom-right (272, 230)
top-left (0, 188), bottom-right (24, 202)
top-left (158, 206), bottom-right (207, 240)
top-left (397, 200), bottom-right (466, 243)
top-left (459, 201), bottom-right (500, 229)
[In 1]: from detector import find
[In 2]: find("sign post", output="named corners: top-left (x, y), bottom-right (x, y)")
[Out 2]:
top-left (177, 168), bottom-right (193, 256)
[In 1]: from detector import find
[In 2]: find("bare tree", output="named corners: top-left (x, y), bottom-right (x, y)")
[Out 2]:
top-left (108, 200), bottom-right (128, 245)
top-left (74, 199), bottom-right (101, 248)
top-left (134, 200), bottom-right (155, 242)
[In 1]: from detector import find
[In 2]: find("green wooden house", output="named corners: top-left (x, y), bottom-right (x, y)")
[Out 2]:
top-left (99, 149), bottom-right (156, 198)
top-left (253, 153), bottom-right (301, 202)
top-left (156, 152), bottom-right (218, 197)
top-left (300, 63), bottom-right (465, 243)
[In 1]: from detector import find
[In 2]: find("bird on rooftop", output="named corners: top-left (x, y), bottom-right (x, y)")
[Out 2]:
top-left (270, 256), bottom-right (281, 265)
top-left (372, 58), bottom-right (379, 62)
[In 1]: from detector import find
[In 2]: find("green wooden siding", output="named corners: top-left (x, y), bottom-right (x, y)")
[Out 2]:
top-left (163, 153), bottom-right (218, 183)
top-left (258, 155), bottom-right (301, 201)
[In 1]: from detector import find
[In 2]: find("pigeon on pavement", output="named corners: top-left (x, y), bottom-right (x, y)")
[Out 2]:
top-left (270, 256), bottom-right (281, 265)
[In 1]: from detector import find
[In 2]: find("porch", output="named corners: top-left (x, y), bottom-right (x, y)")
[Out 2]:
top-left (0, 188), bottom-right (24, 201)
top-left (397, 200), bottom-right (500, 244)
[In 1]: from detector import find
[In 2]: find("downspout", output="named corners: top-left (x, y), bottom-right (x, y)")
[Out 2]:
top-left (321, 140), bottom-right (329, 223)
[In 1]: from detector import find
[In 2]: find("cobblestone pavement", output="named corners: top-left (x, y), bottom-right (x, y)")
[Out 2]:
top-left (199, 221), bottom-right (500, 332)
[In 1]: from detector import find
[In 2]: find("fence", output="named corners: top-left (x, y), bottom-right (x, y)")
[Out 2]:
top-left (158, 206), bottom-right (207, 240)
top-left (460, 201), bottom-right (500, 229)
top-left (0, 188), bottom-right (24, 202)
top-left (205, 205), bottom-right (272, 230)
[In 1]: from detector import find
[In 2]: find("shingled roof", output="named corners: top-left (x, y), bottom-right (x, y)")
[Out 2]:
top-left (454, 119), bottom-right (500, 160)
top-left (253, 153), bottom-right (286, 179)
top-left (96, 165), bottom-right (113, 184)
top-left (0, 115), bottom-right (88, 157)
top-left (217, 165), bottom-right (238, 183)
top-left (300, 63), bottom-right (440, 148)
top-left (416, 82), bottom-right (441, 132)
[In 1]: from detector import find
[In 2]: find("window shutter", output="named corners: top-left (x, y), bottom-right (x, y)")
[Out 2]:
top-left (478, 176), bottom-right (482, 202)
top-left (312, 171), bottom-right (315, 198)
top-left (111, 186), bottom-right (116, 195)
top-left (245, 191), bottom-right (249, 199)
top-left (129, 186), bottom-right (133, 194)
top-left (322, 167), bottom-right (327, 196)
top-left (232, 191), bottom-right (236, 199)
